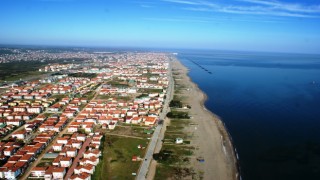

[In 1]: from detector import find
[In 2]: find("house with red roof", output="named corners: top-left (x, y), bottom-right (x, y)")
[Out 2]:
top-left (60, 156), bottom-right (73, 168)
top-left (144, 116), bottom-right (157, 126)
top-left (83, 149), bottom-right (101, 159)
top-left (79, 156), bottom-right (99, 166)
top-left (70, 172), bottom-right (91, 180)
top-left (131, 117), bottom-right (142, 124)
top-left (74, 164), bottom-right (95, 175)
top-left (3, 166), bottom-right (22, 179)
top-left (30, 166), bottom-right (47, 178)
top-left (52, 167), bottom-right (66, 179)
top-left (53, 143), bottom-right (64, 152)
top-left (11, 129), bottom-right (28, 140)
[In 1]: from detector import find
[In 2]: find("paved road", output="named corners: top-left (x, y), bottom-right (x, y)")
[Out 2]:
top-left (64, 137), bottom-right (92, 180)
top-left (136, 59), bottom-right (174, 180)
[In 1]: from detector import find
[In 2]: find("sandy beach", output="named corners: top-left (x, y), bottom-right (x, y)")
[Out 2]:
top-left (172, 59), bottom-right (238, 180)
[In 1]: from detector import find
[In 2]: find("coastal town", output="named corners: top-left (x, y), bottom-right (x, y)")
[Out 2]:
top-left (0, 48), bottom-right (237, 180)
top-left (0, 50), bottom-right (174, 179)
top-left (2, 0), bottom-right (318, 178)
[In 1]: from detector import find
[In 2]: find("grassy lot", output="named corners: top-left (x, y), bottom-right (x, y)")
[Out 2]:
top-left (162, 144), bottom-right (194, 157)
top-left (155, 131), bottom-right (197, 179)
top-left (105, 125), bottom-right (152, 139)
top-left (37, 158), bottom-right (54, 167)
top-left (0, 58), bottom-right (84, 82)
top-left (42, 113), bottom-right (52, 117)
top-left (166, 111), bottom-right (189, 119)
top-left (164, 119), bottom-right (192, 144)
top-left (0, 61), bottom-right (45, 82)
top-left (170, 119), bottom-right (191, 126)
top-left (139, 88), bottom-right (163, 94)
top-left (95, 95), bottom-right (112, 100)
top-left (68, 73), bottom-right (97, 78)
top-left (83, 91), bottom-right (95, 100)
top-left (51, 94), bottom-right (67, 101)
top-left (155, 164), bottom-right (175, 180)
top-left (2, 71), bottom-right (47, 82)
top-left (92, 135), bottom-right (148, 180)
top-left (105, 79), bottom-right (129, 88)
top-left (154, 114), bottom-right (197, 179)
top-left (154, 145), bottom-right (195, 180)
top-left (96, 94), bottom-right (132, 101)
top-left (79, 103), bottom-right (87, 111)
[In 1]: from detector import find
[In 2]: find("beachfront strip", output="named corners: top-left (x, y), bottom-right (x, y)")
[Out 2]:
top-left (0, 52), bottom-right (171, 179)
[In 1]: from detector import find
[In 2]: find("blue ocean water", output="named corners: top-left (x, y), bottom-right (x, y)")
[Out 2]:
top-left (177, 50), bottom-right (320, 180)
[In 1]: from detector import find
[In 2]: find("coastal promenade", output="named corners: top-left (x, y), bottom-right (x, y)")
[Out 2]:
top-left (136, 60), bottom-right (174, 180)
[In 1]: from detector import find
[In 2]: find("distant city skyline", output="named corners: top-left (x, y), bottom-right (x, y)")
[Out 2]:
top-left (1, 0), bottom-right (320, 54)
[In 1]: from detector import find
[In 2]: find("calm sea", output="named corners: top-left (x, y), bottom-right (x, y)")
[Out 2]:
top-left (177, 50), bottom-right (320, 180)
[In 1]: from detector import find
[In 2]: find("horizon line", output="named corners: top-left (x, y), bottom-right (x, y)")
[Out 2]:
top-left (0, 43), bottom-right (319, 56)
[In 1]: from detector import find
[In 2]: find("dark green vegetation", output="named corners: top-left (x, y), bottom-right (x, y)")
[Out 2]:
top-left (155, 68), bottom-right (198, 179)
top-left (82, 91), bottom-right (96, 100)
top-left (154, 146), bottom-right (194, 164)
top-left (107, 79), bottom-right (129, 87)
top-left (154, 145), bottom-right (196, 180)
top-left (0, 58), bottom-right (85, 82)
top-left (155, 166), bottom-right (197, 180)
top-left (136, 93), bottom-right (149, 98)
top-left (166, 111), bottom-right (190, 119)
top-left (139, 88), bottom-right (163, 94)
top-left (103, 125), bottom-right (152, 139)
top-left (51, 94), bottom-right (66, 101)
top-left (96, 95), bottom-right (132, 101)
top-left (68, 73), bottom-right (97, 78)
top-left (169, 100), bottom-right (183, 108)
top-left (0, 61), bottom-right (46, 81)
top-left (92, 135), bottom-right (148, 180)
top-left (164, 119), bottom-right (191, 144)
top-left (37, 158), bottom-right (54, 167)
top-left (0, 49), bottom-right (16, 54)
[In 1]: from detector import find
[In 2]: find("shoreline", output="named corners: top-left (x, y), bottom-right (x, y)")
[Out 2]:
top-left (200, 84), bottom-right (241, 180)
top-left (174, 58), bottom-right (239, 180)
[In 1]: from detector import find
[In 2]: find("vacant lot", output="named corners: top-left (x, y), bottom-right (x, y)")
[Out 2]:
top-left (92, 135), bottom-right (148, 180)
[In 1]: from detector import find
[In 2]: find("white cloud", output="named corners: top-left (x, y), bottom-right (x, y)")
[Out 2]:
top-left (240, 0), bottom-right (320, 13)
top-left (163, 0), bottom-right (320, 18)
top-left (143, 15), bottom-right (282, 23)
top-left (140, 4), bottom-right (154, 8)
top-left (161, 0), bottom-right (201, 5)
top-left (143, 17), bottom-right (210, 23)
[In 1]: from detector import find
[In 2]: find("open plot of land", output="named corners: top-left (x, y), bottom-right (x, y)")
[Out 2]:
top-left (102, 125), bottom-right (153, 139)
top-left (154, 143), bottom-right (197, 180)
top-left (163, 119), bottom-right (192, 144)
top-left (0, 58), bottom-right (85, 82)
top-left (93, 135), bottom-right (148, 180)
top-left (0, 61), bottom-right (46, 82)
top-left (36, 158), bottom-right (54, 167)
top-left (96, 94), bottom-right (133, 101)
top-left (154, 114), bottom-right (197, 179)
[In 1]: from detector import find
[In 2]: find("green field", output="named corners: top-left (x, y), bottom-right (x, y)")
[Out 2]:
top-left (92, 135), bottom-right (148, 180)
top-left (0, 58), bottom-right (85, 82)
top-left (96, 95), bottom-right (132, 101)
top-left (68, 73), bottom-right (97, 78)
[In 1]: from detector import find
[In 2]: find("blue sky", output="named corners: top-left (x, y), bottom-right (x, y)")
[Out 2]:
top-left (0, 0), bottom-right (320, 53)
